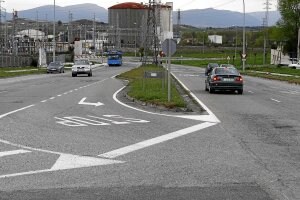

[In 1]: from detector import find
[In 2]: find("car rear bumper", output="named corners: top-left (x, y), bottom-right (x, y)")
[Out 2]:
top-left (210, 83), bottom-right (243, 91)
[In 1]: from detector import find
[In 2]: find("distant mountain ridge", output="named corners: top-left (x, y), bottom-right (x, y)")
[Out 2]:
top-left (3, 4), bottom-right (281, 27)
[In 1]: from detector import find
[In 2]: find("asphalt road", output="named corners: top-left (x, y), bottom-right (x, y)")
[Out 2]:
top-left (0, 62), bottom-right (299, 200)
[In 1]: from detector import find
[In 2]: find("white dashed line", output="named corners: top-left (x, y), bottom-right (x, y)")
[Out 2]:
top-left (49, 97), bottom-right (55, 100)
top-left (271, 98), bottom-right (281, 103)
top-left (41, 100), bottom-right (47, 103)
top-left (57, 95), bottom-right (62, 97)
top-left (248, 91), bottom-right (254, 93)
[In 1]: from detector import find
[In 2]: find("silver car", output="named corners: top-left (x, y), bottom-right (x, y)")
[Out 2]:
top-left (72, 59), bottom-right (92, 77)
top-left (47, 61), bottom-right (64, 73)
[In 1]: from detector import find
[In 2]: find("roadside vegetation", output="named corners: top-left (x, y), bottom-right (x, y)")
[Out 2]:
top-left (117, 64), bottom-right (186, 109)
top-left (0, 67), bottom-right (47, 78)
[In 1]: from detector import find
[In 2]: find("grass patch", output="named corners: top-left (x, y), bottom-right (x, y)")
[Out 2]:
top-left (117, 64), bottom-right (186, 109)
top-left (0, 67), bottom-right (47, 78)
top-left (242, 71), bottom-right (300, 84)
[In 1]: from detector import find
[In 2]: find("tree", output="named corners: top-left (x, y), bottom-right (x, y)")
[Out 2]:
top-left (277, 0), bottom-right (300, 53)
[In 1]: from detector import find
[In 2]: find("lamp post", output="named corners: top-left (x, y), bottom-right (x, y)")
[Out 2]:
top-left (134, 22), bottom-right (137, 57)
top-left (242, 0), bottom-right (246, 71)
top-left (234, 25), bottom-right (237, 59)
top-left (53, 0), bottom-right (56, 62)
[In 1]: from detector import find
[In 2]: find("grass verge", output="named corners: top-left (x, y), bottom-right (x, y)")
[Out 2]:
top-left (0, 67), bottom-right (47, 78)
top-left (117, 64), bottom-right (186, 109)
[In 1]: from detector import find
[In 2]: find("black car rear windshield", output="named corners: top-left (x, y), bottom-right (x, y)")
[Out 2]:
top-left (215, 68), bottom-right (239, 75)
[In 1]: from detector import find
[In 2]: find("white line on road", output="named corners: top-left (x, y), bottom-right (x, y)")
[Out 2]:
top-left (41, 100), bottom-right (47, 103)
top-left (99, 122), bottom-right (216, 159)
top-left (271, 98), bottom-right (281, 103)
top-left (0, 105), bottom-right (35, 119)
top-left (0, 91), bottom-right (8, 94)
top-left (0, 149), bottom-right (31, 157)
top-left (248, 91), bottom-right (254, 93)
top-left (49, 97), bottom-right (55, 100)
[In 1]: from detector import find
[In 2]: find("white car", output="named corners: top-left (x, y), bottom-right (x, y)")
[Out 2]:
top-left (72, 59), bottom-right (92, 77)
top-left (288, 62), bottom-right (300, 69)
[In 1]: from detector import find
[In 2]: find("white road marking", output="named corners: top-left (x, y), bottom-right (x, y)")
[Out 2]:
top-left (0, 149), bottom-right (31, 157)
top-left (0, 105), bottom-right (35, 119)
top-left (41, 100), bottom-right (47, 103)
top-left (271, 98), bottom-right (281, 103)
top-left (49, 97), bottom-right (55, 100)
top-left (280, 91), bottom-right (300, 95)
top-left (0, 91), bottom-right (8, 94)
top-left (78, 97), bottom-right (104, 107)
top-left (113, 87), bottom-right (220, 123)
top-left (248, 91), bottom-right (254, 93)
top-left (57, 94), bottom-right (62, 97)
top-left (0, 154), bottom-right (124, 179)
top-left (99, 122), bottom-right (216, 159)
top-left (0, 138), bottom-right (124, 179)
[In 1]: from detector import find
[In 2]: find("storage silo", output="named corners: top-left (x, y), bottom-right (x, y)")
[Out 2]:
top-left (108, 2), bottom-right (148, 49)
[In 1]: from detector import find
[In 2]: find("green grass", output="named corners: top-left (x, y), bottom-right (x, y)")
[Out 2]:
top-left (0, 67), bottom-right (47, 78)
top-left (117, 64), bottom-right (186, 108)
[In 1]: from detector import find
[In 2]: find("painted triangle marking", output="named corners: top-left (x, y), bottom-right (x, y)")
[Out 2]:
top-left (51, 154), bottom-right (124, 170)
top-left (0, 154), bottom-right (124, 179)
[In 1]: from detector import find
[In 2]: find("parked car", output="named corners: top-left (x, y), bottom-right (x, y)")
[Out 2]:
top-left (47, 61), bottom-right (64, 73)
top-left (72, 59), bottom-right (92, 77)
top-left (205, 66), bottom-right (244, 94)
top-left (205, 63), bottom-right (219, 76)
top-left (288, 61), bottom-right (300, 69)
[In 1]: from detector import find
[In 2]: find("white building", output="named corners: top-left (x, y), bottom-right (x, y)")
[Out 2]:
top-left (208, 35), bottom-right (222, 44)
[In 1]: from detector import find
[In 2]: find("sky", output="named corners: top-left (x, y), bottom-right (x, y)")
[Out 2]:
top-left (2, 0), bottom-right (278, 13)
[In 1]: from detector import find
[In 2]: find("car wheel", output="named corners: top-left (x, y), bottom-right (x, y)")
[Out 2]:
top-left (72, 73), bottom-right (77, 77)
top-left (238, 89), bottom-right (243, 94)
top-left (205, 82), bottom-right (208, 91)
top-left (208, 85), bottom-right (214, 93)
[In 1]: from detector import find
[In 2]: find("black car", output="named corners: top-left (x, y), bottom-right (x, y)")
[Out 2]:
top-left (47, 61), bottom-right (64, 73)
top-left (205, 66), bottom-right (243, 94)
top-left (205, 63), bottom-right (219, 76)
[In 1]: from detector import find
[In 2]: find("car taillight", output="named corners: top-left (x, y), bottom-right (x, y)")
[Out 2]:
top-left (235, 76), bottom-right (243, 82)
top-left (212, 76), bottom-right (221, 81)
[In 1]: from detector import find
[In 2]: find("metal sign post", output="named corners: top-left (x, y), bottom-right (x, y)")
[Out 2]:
top-left (162, 39), bottom-right (176, 102)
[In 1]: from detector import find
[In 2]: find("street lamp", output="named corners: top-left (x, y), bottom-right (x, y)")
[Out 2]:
top-left (53, 0), bottom-right (56, 62)
top-left (134, 22), bottom-right (137, 57)
top-left (242, 0), bottom-right (246, 71)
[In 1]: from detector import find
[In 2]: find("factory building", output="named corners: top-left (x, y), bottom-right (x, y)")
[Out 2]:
top-left (108, 2), bottom-right (173, 51)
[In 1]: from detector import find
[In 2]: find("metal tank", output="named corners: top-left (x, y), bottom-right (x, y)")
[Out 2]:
top-left (108, 2), bottom-right (148, 49)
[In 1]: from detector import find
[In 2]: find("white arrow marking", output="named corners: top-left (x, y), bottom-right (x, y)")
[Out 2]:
top-left (78, 97), bottom-right (104, 107)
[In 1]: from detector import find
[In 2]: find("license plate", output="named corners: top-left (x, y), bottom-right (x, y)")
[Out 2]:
top-left (223, 78), bottom-right (234, 81)
top-left (78, 69), bottom-right (84, 72)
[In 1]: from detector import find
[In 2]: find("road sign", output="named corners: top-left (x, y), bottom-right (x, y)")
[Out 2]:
top-left (161, 39), bottom-right (177, 56)
top-left (242, 58), bottom-right (247, 62)
top-left (242, 54), bottom-right (247, 58)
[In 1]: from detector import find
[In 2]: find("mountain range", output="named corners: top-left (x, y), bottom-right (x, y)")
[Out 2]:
top-left (3, 3), bottom-right (281, 27)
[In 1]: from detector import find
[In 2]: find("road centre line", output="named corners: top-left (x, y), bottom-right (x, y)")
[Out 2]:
top-left (41, 100), bottom-right (47, 103)
top-left (271, 98), bottom-right (281, 103)
top-left (0, 105), bottom-right (35, 119)
top-left (0, 149), bottom-right (31, 157)
top-left (99, 122), bottom-right (216, 159)
top-left (248, 91), bottom-right (254, 93)
top-left (49, 97), bottom-right (55, 100)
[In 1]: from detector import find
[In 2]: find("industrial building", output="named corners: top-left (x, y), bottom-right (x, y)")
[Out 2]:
top-left (108, 1), bottom-right (173, 52)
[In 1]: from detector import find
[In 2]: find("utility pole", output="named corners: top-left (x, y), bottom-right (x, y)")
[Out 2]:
top-left (0, 0), bottom-right (4, 67)
top-left (263, 0), bottom-right (271, 65)
top-left (93, 13), bottom-right (96, 54)
top-left (144, 0), bottom-right (159, 65)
